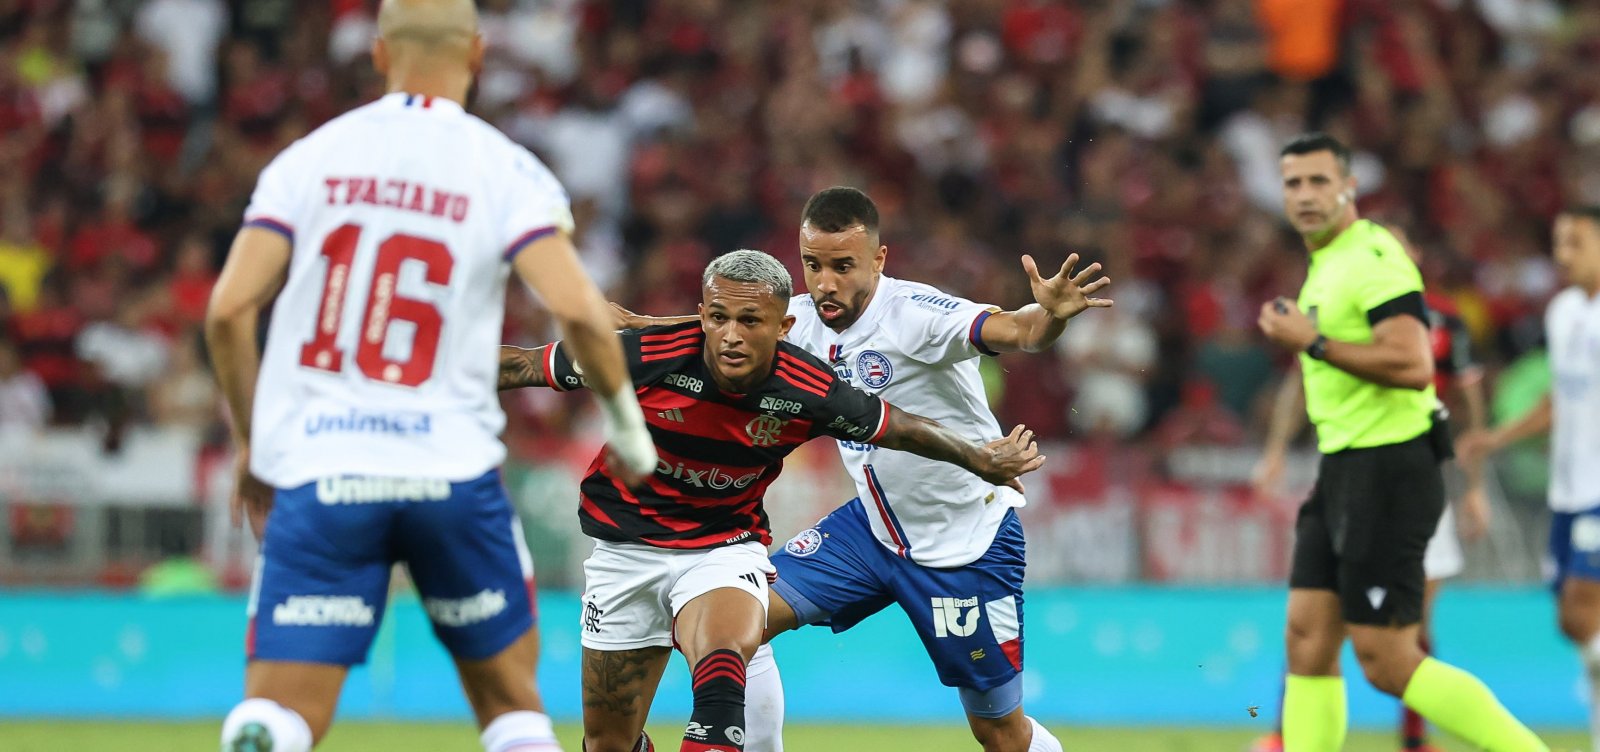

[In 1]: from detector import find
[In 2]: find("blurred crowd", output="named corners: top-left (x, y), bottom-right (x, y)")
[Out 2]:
top-left (0, 0), bottom-right (1594, 452)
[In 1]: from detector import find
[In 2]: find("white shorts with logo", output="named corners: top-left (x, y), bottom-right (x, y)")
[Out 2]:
top-left (579, 539), bottom-right (774, 651)
top-left (1424, 505), bottom-right (1465, 581)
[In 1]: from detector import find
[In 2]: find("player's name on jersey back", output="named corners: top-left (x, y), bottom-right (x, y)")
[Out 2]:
top-left (321, 175), bottom-right (471, 223)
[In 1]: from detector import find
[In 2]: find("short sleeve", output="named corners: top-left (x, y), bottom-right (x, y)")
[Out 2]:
top-left (501, 147), bottom-right (577, 262)
top-left (241, 145), bottom-right (304, 242)
top-left (898, 293), bottom-right (1003, 366)
top-left (1352, 226), bottom-right (1425, 318)
top-left (812, 376), bottom-right (890, 444)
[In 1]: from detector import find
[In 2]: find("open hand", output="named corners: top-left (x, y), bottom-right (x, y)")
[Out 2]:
top-left (982, 424), bottom-right (1046, 491)
top-left (1024, 253), bottom-right (1113, 320)
top-left (608, 301), bottom-right (645, 330)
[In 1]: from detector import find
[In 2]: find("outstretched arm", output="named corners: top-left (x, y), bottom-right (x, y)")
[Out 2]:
top-left (974, 253), bottom-right (1114, 354)
top-left (498, 345), bottom-right (553, 390)
top-left (609, 302), bottom-right (698, 330)
top-left (875, 406), bottom-right (1044, 488)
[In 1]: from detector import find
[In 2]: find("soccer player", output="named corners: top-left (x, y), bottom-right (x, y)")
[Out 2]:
top-left (1461, 206), bottom-right (1600, 751)
top-left (1250, 223), bottom-right (1493, 752)
top-left (204, 2), bottom-right (656, 750)
top-left (617, 187), bottom-right (1111, 752)
top-left (498, 249), bottom-right (1044, 752)
top-left (1255, 132), bottom-right (1544, 752)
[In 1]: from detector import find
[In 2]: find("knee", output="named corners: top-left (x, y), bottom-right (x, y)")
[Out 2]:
top-left (970, 713), bottom-right (1031, 752)
top-left (1285, 620), bottom-right (1339, 674)
top-left (1352, 645), bottom-right (1413, 697)
top-left (1558, 608), bottom-right (1597, 646)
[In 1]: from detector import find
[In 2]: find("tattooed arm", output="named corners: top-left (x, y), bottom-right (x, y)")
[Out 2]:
top-left (498, 345), bottom-right (553, 390)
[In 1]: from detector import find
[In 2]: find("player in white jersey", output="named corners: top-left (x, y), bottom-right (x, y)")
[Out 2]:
top-left (1463, 206), bottom-right (1600, 749)
top-left (617, 187), bottom-right (1110, 752)
top-left (204, 2), bottom-right (655, 750)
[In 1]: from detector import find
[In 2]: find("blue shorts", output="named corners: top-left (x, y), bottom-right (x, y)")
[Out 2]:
top-left (248, 470), bottom-right (536, 665)
top-left (770, 498), bottom-right (1025, 692)
top-left (1549, 505), bottom-right (1600, 592)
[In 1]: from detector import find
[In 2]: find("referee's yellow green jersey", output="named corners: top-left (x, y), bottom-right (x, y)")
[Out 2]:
top-left (1297, 220), bottom-right (1437, 453)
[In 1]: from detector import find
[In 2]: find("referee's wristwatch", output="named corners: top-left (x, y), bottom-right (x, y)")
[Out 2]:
top-left (1304, 334), bottom-right (1329, 361)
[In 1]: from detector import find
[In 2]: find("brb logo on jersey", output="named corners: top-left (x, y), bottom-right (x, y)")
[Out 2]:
top-left (856, 351), bottom-right (893, 389)
top-left (745, 414), bottom-right (787, 447)
top-left (784, 528), bottom-right (824, 557)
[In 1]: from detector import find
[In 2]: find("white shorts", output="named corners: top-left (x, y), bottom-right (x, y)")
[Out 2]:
top-left (579, 540), bottom-right (773, 651)
top-left (1424, 504), bottom-right (1465, 581)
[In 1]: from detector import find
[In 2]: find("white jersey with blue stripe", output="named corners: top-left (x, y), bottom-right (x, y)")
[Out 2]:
top-left (242, 92), bottom-right (574, 487)
top-left (1547, 287), bottom-right (1600, 513)
top-left (785, 276), bottom-right (1024, 568)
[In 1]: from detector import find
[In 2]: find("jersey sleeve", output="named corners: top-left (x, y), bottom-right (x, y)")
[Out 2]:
top-left (1443, 312), bottom-right (1478, 377)
top-left (898, 293), bottom-right (1004, 366)
top-left (548, 329), bottom-right (654, 391)
top-left (811, 373), bottom-right (890, 444)
top-left (1354, 228), bottom-right (1426, 326)
top-left (501, 147), bottom-right (577, 263)
top-left (241, 142), bottom-right (306, 242)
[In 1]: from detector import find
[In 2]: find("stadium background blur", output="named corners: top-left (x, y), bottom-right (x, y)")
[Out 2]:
top-left (0, 0), bottom-right (1594, 749)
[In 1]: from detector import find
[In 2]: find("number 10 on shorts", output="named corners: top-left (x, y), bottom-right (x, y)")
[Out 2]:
top-left (932, 596), bottom-right (981, 638)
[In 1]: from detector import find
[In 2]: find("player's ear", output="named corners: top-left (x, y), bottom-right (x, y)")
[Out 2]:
top-left (372, 37), bottom-right (390, 76)
top-left (467, 33), bottom-right (485, 76)
top-left (874, 243), bottom-right (887, 274)
top-left (697, 303), bottom-right (707, 327)
top-left (779, 314), bottom-right (796, 339)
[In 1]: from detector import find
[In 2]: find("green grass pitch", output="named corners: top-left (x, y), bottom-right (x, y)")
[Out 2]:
top-left (0, 721), bottom-right (1588, 751)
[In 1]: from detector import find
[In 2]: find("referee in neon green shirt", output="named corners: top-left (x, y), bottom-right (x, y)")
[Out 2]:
top-left (1257, 133), bottom-right (1546, 752)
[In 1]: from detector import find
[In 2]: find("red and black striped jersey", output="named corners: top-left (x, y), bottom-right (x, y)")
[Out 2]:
top-left (1424, 291), bottom-right (1479, 395)
top-left (543, 321), bottom-right (890, 549)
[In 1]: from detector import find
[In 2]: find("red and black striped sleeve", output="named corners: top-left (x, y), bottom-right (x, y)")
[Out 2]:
top-left (548, 322), bottom-right (702, 391)
top-left (773, 347), bottom-right (888, 444)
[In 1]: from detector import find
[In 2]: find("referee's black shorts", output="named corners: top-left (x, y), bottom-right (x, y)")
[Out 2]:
top-left (1289, 432), bottom-right (1446, 626)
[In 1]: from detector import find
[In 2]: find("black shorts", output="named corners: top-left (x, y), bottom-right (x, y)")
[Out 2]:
top-left (1289, 433), bottom-right (1445, 626)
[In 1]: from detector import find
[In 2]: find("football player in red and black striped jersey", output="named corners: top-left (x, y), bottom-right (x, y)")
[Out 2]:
top-left (499, 250), bottom-right (1042, 752)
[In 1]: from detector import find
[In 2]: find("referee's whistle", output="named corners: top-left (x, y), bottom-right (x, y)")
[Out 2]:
top-left (1272, 297), bottom-right (1290, 314)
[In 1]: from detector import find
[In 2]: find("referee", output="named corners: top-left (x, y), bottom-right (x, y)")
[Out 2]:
top-left (1256, 133), bottom-right (1545, 752)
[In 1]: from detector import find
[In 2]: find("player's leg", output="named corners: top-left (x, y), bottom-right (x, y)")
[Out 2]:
top-left (746, 501), bottom-right (896, 751)
top-left (1400, 578), bottom-right (1443, 750)
top-left (1405, 503), bottom-right (1462, 751)
top-left (575, 539), bottom-right (679, 752)
top-left (1551, 507), bottom-right (1600, 749)
top-left (880, 509), bottom-right (1054, 752)
top-left (583, 645), bottom-right (673, 752)
top-left (397, 471), bottom-right (563, 751)
top-left (668, 541), bottom-right (777, 752)
top-left (223, 481), bottom-right (396, 751)
top-left (1342, 443), bottom-right (1544, 751)
top-left (1281, 473), bottom-right (1348, 752)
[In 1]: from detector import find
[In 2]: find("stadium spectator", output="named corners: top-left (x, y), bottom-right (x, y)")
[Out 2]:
top-left (0, 335), bottom-right (49, 431)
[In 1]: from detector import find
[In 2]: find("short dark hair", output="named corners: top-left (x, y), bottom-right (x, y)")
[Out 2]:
top-left (1560, 205), bottom-right (1600, 226)
top-left (800, 187), bottom-right (879, 234)
top-left (1279, 132), bottom-right (1351, 174)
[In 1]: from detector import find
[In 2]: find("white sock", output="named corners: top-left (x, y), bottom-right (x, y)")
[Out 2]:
top-left (1583, 634), bottom-right (1600, 750)
top-left (221, 698), bottom-right (313, 752)
top-left (741, 643), bottom-right (785, 752)
top-left (1027, 716), bottom-right (1063, 752)
top-left (481, 710), bottom-right (561, 752)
